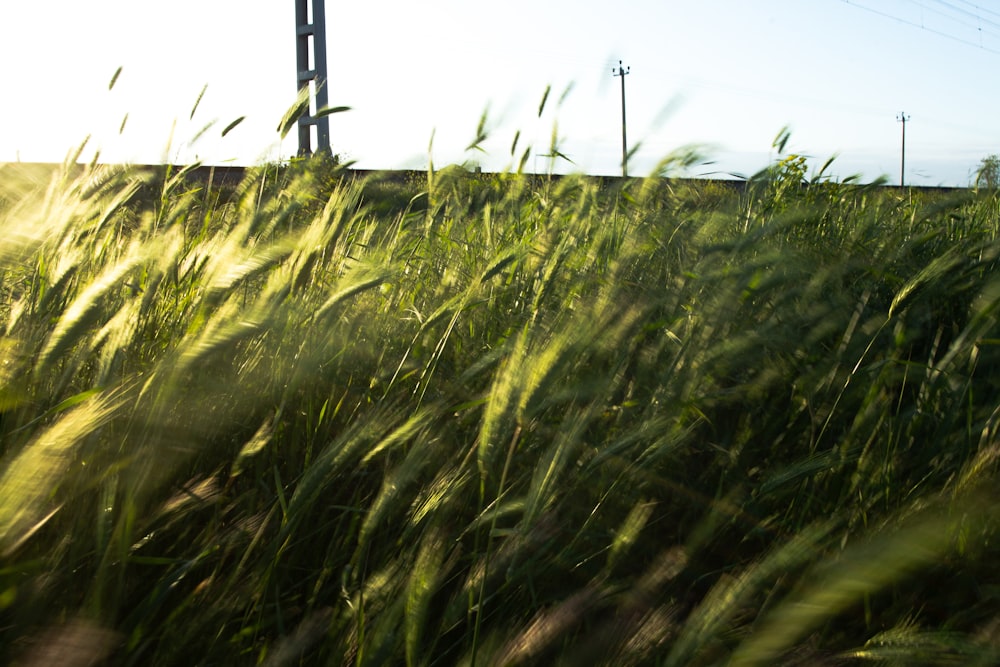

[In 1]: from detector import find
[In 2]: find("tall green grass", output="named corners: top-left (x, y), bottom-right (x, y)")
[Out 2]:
top-left (2, 130), bottom-right (1000, 665)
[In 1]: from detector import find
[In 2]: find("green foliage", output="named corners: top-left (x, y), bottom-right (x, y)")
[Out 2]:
top-left (976, 153), bottom-right (1000, 190)
top-left (1, 140), bottom-right (1000, 666)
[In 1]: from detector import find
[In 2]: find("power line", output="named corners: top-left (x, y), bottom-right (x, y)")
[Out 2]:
top-left (841, 0), bottom-right (1000, 55)
top-left (638, 57), bottom-right (999, 147)
top-left (918, 0), bottom-right (1000, 43)
top-left (951, 0), bottom-right (1000, 23)
top-left (929, 0), bottom-right (1000, 29)
top-left (905, 0), bottom-right (1000, 33)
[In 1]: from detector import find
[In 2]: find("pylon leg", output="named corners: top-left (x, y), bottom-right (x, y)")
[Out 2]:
top-left (294, 0), bottom-right (331, 157)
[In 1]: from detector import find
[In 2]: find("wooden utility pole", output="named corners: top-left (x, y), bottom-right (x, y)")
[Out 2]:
top-left (897, 111), bottom-right (910, 188)
top-left (614, 61), bottom-right (630, 177)
top-left (294, 0), bottom-right (331, 156)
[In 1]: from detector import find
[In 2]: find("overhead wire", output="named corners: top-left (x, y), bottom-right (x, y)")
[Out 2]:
top-left (913, 0), bottom-right (1000, 33)
top-left (928, 0), bottom-right (1000, 28)
top-left (950, 0), bottom-right (1000, 23)
top-left (841, 0), bottom-right (1000, 55)
top-left (626, 3), bottom-right (1000, 149)
top-left (915, 0), bottom-right (1000, 46)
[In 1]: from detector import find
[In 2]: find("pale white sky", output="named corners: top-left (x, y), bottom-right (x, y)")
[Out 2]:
top-left (2, 0), bottom-right (999, 185)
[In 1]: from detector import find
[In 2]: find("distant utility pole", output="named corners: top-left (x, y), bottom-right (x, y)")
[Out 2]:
top-left (614, 60), bottom-right (630, 177)
top-left (294, 0), bottom-right (331, 157)
top-left (897, 111), bottom-right (910, 188)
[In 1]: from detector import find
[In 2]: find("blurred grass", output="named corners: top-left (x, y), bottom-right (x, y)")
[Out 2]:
top-left (1, 131), bottom-right (1000, 666)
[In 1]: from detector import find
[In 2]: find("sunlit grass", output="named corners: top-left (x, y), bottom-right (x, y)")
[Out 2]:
top-left (1, 109), bottom-right (1000, 665)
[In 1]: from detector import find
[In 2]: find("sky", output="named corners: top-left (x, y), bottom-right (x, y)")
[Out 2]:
top-left (2, 0), bottom-right (1000, 186)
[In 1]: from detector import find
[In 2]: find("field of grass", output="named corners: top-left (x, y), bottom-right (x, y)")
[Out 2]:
top-left (2, 136), bottom-right (1000, 665)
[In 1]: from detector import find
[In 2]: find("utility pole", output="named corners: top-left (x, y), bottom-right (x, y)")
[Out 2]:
top-left (614, 60), bottom-right (630, 178)
top-left (897, 111), bottom-right (910, 188)
top-left (294, 0), bottom-right (331, 157)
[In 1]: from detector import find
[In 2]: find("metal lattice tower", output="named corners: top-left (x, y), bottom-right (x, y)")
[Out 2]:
top-left (294, 0), bottom-right (330, 156)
